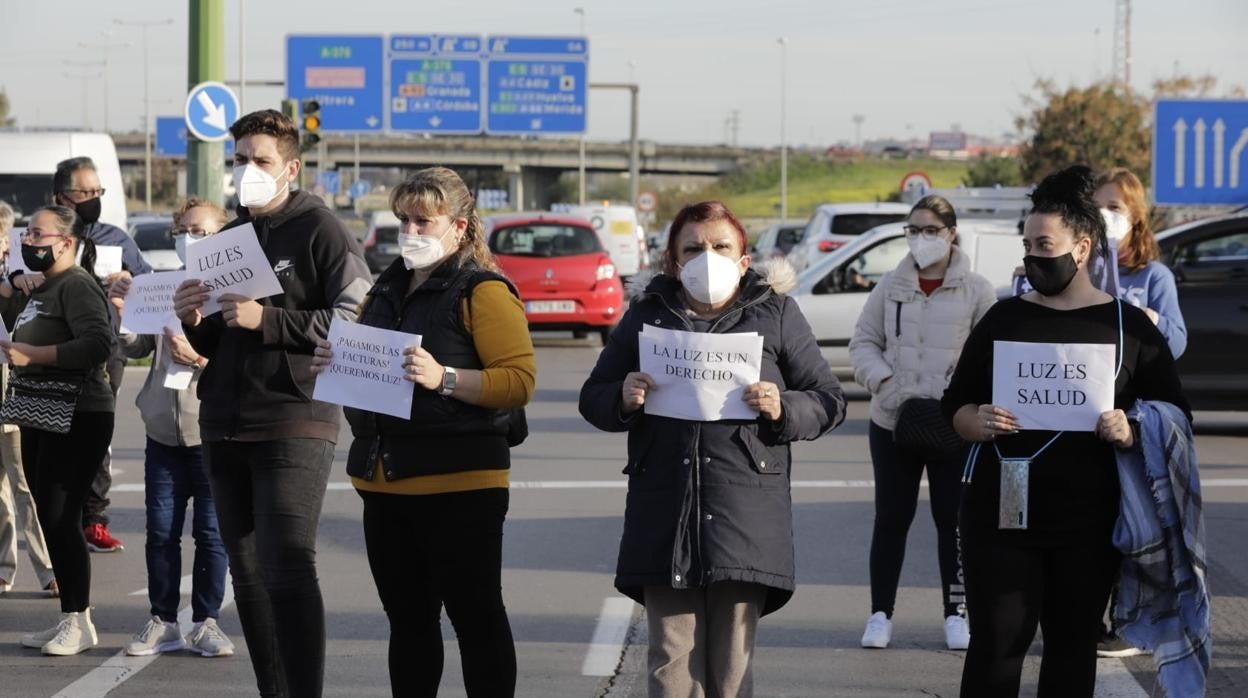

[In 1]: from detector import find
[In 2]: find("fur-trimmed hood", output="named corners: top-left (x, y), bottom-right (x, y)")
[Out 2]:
top-left (626, 257), bottom-right (798, 300)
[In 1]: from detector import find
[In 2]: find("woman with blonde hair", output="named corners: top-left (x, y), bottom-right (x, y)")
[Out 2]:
top-left (312, 166), bottom-right (535, 697)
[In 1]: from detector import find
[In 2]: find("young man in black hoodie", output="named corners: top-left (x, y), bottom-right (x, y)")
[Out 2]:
top-left (173, 110), bottom-right (372, 698)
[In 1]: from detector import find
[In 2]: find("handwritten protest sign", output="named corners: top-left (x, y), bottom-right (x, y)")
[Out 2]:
top-left (120, 271), bottom-right (185, 335)
top-left (638, 325), bottom-right (764, 422)
top-left (92, 245), bottom-right (123, 279)
top-left (313, 318), bottom-right (420, 420)
top-left (185, 222), bottom-right (283, 317)
top-left (992, 341), bottom-right (1116, 432)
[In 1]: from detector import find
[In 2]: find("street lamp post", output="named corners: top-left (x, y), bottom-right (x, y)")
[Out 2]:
top-left (778, 37), bottom-right (788, 220)
top-left (116, 18), bottom-right (174, 211)
top-left (574, 7), bottom-right (587, 206)
top-left (78, 35), bottom-right (130, 133)
top-left (63, 63), bottom-right (104, 128)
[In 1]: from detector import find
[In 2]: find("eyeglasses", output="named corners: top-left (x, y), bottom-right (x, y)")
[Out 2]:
top-left (170, 227), bottom-right (211, 238)
top-left (61, 188), bottom-right (106, 199)
top-left (20, 231), bottom-right (68, 244)
top-left (902, 225), bottom-right (949, 239)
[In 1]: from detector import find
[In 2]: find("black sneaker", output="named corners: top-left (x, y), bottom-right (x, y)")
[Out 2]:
top-left (1097, 632), bottom-right (1146, 658)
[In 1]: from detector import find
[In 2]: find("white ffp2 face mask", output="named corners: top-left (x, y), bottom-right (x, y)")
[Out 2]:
top-left (399, 226), bottom-right (454, 271)
top-left (174, 233), bottom-right (207, 266)
top-left (233, 163), bottom-right (288, 209)
top-left (1102, 209), bottom-right (1132, 242)
top-left (907, 235), bottom-right (951, 269)
top-left (679, 251), bottom-right (744, 305)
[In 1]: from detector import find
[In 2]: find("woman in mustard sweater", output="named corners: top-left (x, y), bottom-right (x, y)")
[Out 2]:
top-left (312, 167), bottom-right (535, 697)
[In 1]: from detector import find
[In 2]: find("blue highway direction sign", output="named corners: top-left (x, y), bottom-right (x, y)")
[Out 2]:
top-left (184, 81), bottom-right (239, 142)
top-left (389, 34), bottom-right (484, 134)
top-left (1155, 99), bottom-right (1248, 206)
top-left (485, 35), bottom-right (588, 135)
top-left (287, 35), bottom-right (385, 132)
top-left (157, 116), bottom-right (233, 157)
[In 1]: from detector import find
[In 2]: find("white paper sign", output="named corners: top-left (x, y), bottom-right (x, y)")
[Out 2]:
top-left (120, 271), bottom-right (186, 335)
top-left (0, 315), bottom-right (8, 364)
top-left (163, 362), bottom-right (195, 391)
top-left (992, 341), bottom-right (1116, 432)
top-left (638, 325), bottom-right (764, 422)
top-left (8, 229), bottom-right (26, 273)
top-left (312, 318), bottom-right (420, 420)
top-left (93, 245), bottom-right (123, 279)
top-left (185, 222), bottom-right (283, 317)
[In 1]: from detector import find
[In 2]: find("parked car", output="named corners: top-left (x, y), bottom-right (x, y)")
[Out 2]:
top-left (752, 220), bottom-right (806, 260)
top-left (787, 202), bottom-right (911, 272)
top-left (0, 131), bottom-right (127, 228)
top-left (486, 213), bottom-right (624, 343)
top-left (1155, 212), bottom-right (1248, 411)
top-left (791, 220), bottom-right (1021, 377)
top-left (361, 210), bottom-right (401, 273)
top-left (128, 214), bottom-right (179, 272)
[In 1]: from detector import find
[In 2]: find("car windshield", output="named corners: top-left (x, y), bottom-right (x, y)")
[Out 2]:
top-left (491, 224), bottom-right (602, 257)
top-left (0, 174), bottom-right (53, 224)
top-left (132, 221), bottom-right (174, 251)
top-left (831, 213), bottom-right (908, 237)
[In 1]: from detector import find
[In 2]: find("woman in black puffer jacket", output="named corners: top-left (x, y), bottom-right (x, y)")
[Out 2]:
top-left (580, 201), bottom-right (845, 697)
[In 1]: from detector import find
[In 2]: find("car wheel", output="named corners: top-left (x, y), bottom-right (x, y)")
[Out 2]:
top-left (573, 330), bottom-right (588, 339)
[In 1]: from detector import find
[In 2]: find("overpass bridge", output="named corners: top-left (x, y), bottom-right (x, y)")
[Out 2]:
top-left (112, 133), bottom-right (759, 208)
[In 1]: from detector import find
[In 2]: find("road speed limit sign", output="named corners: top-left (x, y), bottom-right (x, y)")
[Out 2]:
top-left (635, 191), bottom-right (658, 213)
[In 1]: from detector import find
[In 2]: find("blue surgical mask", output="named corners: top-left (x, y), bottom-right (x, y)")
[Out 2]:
top-left (174, 233), bottom-right (207, 266)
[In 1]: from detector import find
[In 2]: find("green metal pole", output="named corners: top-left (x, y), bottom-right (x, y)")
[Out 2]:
top-left (187, 0), bottom-right (226, 205)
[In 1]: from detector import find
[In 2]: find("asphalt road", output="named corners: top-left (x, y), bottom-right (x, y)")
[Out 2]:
top-left (1, 339), bottom-right (1246, 697)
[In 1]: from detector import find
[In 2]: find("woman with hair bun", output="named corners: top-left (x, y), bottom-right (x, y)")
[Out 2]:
top-left (941, 166), bottom-right (1190, 697)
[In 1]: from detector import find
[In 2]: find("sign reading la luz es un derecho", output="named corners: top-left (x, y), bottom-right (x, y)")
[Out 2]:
top-left (313, 318), bottom-right (421, 420)
top-left (992, 341), bottom-right (1115, 432)
top-left (638, 325), bottom-right (764, 422)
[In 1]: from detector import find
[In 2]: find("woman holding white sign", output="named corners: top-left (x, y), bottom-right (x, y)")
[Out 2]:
top-left (580, 201), bottom-right (846, 697)
top-left (941, 166), bottom-right (1189, 698)
top-left (849, 195), bottom-right (995, 651)
top-left (312, 167), bottom-right (535, 697)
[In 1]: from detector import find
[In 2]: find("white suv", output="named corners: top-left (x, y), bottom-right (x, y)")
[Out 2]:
top-left (787, 202), bottom-right (911, 272)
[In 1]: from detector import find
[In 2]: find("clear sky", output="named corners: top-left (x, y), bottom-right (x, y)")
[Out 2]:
top-left (1, 0), bottom-right (1244, 147)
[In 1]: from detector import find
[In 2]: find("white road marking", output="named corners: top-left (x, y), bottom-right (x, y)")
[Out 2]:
top-left (53, 575), bottom-right (235, 698)
top-left (1093, 658), bottom-right (1151, 697)
top-left (582, 596), bottom-right (637, 677)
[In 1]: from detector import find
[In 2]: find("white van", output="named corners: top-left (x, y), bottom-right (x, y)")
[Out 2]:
top-left (567, 204), bottom-right (644, 278)
top-left (0, 132), bottom-right (127, 228)
top-left (791, 220), bottom-right (1021, 378)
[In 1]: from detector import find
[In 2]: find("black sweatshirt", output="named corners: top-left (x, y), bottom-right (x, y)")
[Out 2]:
top-left (941, 296), bottom-right (1190, 542)
top-left (184, 190), bottom-right (373, 442)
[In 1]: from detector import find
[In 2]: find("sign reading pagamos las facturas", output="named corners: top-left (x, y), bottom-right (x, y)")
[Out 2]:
top-left (638, 325), bottom-right (764, 422)
top-left (991, 341), bottom-right (1116, 432)
top-left (185, 222), bottom-right (284, 316)
top-left (120, 271), bottom-right (186, 336)
top-left (313, 318), bottom-right (421, 420)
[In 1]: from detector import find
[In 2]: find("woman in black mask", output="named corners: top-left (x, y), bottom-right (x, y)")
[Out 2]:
top-left (940, 166), bottom-right (1189, 697)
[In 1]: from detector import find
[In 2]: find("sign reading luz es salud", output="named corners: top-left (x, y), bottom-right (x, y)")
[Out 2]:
top-left (638, 325), bottom-right (764, 422)
top-left (313, 318), bottom-right (420, 420)
top-left (185, 222), bottom-right (284, 317)
top-left (991, 341), bottom-right (1116, 432)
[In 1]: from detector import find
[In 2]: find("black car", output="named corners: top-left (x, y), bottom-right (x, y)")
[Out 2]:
top-left (1156, 212), bottom-right (1248, 410)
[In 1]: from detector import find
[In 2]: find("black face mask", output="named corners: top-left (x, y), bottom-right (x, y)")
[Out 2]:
top-left (1023, 252), bottom-right (1080, 296)
top-left (21, 243), bottom-right (58, 273)
top-left (72, 196), bottom-right (101, 225)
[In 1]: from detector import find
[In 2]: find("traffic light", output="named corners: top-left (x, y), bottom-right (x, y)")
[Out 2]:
top-left (300, 99), bottom-right (321, 152)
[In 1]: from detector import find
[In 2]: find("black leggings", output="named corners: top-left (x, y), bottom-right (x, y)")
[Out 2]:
top-left (22, 411), bottom-right (115, 613)
top-left (868, 421), bottom-right (964, 618)
top-left (959, 525), bottom-right (1119, 698)
top-left (359, 487), bottom-right (516, 698)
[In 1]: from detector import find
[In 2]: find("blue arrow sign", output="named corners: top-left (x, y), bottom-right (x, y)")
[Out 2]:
top-left (485, 36), bottom-right (587, 136)
top-left (389, 34), bottom-right (484, 134)
top-left (1154, 99), bottom-right (1248, 206)
top-left (349, 179), bottom-right (372, 200)
top-left (184, 82), bottom-right (239, 142)
top-left (287, 35), bottom-right (385, 132)
top-left (157, 116), bottom-right (234, 157)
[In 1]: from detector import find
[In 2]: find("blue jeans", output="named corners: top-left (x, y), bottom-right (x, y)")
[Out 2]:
top-left (144, 437), bottom-right (227, 623)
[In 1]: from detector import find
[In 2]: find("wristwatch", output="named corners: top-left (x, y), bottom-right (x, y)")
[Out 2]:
top-left (438, 366), bottom-right (458, 396)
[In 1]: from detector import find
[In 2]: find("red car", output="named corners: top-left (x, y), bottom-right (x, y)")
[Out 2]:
top-left (486, 213), bottom-right (623, 343)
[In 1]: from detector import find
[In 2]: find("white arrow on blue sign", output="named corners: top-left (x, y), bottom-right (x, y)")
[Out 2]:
top-left (184, 81), bottom-right (240, 143)
top-left (1154, 99), bottom-right (1248, 206)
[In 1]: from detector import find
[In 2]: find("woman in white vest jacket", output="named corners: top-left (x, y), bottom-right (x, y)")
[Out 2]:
top-left (849, 195), bottom-right (996, 651)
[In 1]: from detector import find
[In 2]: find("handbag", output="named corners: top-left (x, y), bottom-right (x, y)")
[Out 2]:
top-left (894, 398), bottom-right (965, 453)
top-left (0, 374), bottom-right (83, 434)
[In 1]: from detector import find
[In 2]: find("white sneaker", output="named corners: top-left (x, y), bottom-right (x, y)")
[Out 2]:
top-left (41, 610), bottom-right (98, 656)
top-left (22, 609), bottom-right (98, 650)
top-left (861, 611), bottom-right (893, 648)
top-left (126, 616), bottom-right (187, 656)
top-left (185, 618), bottom-right (235, 657)
top-left (944, 615), bottom-right (971, 650)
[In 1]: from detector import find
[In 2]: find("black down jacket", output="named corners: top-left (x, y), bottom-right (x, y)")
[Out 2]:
top-left (579, 261), bottom-right (846, 615)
